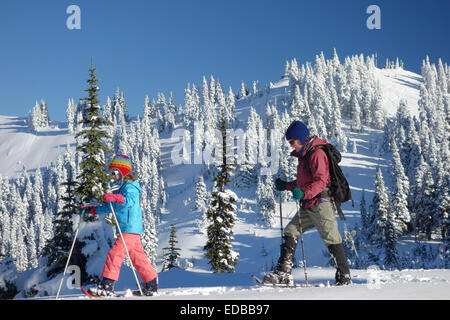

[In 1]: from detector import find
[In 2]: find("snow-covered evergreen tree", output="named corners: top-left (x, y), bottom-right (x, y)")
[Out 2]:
top-left (41, 166), bottom-right (81, 277)
top-left (360, 189), bottom-right (369, 241)
top-left (140, 186), bottom-right (158, 265)
top-left (390, 140), bottom-right (410, 235)
top-left (162, 224), bottom-right (181, 271)
top-left (383, 208), bottom-right (401, 270)
top-left (204, 108), bottom-right (239, 273)
top-left (28, 100), bottom-right (50, 132)
top-left (256, 176), bottom-right (276, 227)
top-left (239, 80), bottom-right (247, 99)
top-left (194, 175), bottom-right (208, 212)
top-left (367, 168), bottom-right (390, 245)
top-left (225, 86), bottom-right (236, 127)
top-left (66, 98), bottom-right (77, 134)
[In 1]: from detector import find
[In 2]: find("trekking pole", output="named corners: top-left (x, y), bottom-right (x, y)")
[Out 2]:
top-left (108, 202), bottom-right (144, 296)
top-left (296, 200), bottom-right (308, 285)
top-left (55, 202), bottom-right (86, 300)
top-left (279, 193), bottom-right (284, 245)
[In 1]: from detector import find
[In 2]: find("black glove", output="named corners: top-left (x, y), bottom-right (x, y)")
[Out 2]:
top-left (275, 178), bottom-right (287, 191)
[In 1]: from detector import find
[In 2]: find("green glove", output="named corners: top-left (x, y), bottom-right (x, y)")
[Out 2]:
top-left (291, 187), bottom-right (305, 200)
top-left (275, 178), bottom-right (287, 191)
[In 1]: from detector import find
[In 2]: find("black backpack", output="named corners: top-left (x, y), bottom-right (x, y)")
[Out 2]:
top-left (303, 143), bottom-right (351, 220)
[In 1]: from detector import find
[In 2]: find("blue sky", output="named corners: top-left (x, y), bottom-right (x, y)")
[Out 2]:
top-left (1, 0), bottom-right (449, 121)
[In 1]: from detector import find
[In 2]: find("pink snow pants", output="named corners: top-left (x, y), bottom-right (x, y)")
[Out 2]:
top-left (102, 233), bottom-right (157, 283)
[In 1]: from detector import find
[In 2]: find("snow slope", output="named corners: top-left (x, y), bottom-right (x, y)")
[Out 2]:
top-left (373, 68), bottom-right (421, 117)
top-left (0, 115), bottom-right (74, 178)
top-left (2, 66), bottom-right (449, 300)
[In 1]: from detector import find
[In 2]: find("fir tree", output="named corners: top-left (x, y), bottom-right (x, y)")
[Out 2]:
top-left (194, 175), bottom-right (208, 212)
top-left (383, 208), bottom-right (401, 270)
top-left (368, 168), bottom-right (390, 245)
top-left (204, 107), bottom-right (239, 273)
top-left (41, 167), bottom-right (85, 278)
top-left (162, 224), bottom-right (181, 271)
top-left (66, 98), bottom-right (77, 134)
top-left (360, 189), bottom-right (369, 240)
top-left (75, 61), bottom-right (113, 204)
top-left (239, 80), bottom-right (247, 99)
top-left (256, 176), bottom-right (276, 227)
top-left (390, 140), bottom-right (410, 234)
top-left (28, 100), bottom-right (50, 133)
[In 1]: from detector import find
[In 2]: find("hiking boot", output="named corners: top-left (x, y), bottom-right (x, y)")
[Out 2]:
top-left (263, 236), bottom-right (297, 285)
top-left (335, 269), bottom-right (352, 286)
top-left (88, 278), bottom-right (116, 297)
top-left (136, 277), bottom-right (158, 296)
top-left (328, 243), bottom-right (352, 286)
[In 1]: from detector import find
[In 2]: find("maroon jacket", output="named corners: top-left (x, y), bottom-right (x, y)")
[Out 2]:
top-left (286, 135), bottom-right (331, 209)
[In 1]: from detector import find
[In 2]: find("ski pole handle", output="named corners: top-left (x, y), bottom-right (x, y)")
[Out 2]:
top-left (81, 201), bottom-right (87, 215)
top-left (80, 201), bottom-right (87, 217)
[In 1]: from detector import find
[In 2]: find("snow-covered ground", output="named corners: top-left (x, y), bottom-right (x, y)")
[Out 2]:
top-left (1, 67), bottom-right (449, 300)
top-left (25, 267), bottom-right (450, 300)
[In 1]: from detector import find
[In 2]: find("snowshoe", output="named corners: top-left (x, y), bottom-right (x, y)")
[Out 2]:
top-left (86, 278), bottom-right (116, 297)
top-left (263, 270), bottom-right (294, 286)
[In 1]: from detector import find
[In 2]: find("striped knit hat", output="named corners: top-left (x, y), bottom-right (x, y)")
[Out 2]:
top-left (109, 154), bottom-right (132, 177)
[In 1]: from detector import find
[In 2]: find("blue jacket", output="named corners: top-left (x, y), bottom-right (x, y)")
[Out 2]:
top-left (96, 181), bottom-right (144, 235)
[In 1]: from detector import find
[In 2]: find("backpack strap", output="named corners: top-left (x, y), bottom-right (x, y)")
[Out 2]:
top-left (334, 202), bottom-right (346, 221)
top-left (302, 145), bottom-right (325, 173)
top-left (303, 145), bottom-right (346, 221)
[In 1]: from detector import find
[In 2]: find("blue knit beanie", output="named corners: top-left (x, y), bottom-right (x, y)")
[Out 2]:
top-left (285, 120), bottom-right (310, 144)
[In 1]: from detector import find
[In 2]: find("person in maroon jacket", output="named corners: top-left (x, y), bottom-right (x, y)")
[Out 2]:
top-left (264, 120), bottom-right (351, 286)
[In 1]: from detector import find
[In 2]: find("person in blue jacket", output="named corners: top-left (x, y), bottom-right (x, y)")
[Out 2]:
top-left (84, 154), bottom-right (158, 297)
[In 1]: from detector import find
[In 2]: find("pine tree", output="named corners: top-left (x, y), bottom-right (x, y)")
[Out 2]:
top-left (41, 167), bottom-right (84, 277)
top-left (371, 84), bottom-right (385, 129)
top-left (204, 107), bottom-right (239, 273)
top-left (0, 197), bottom-right (11, 259)
top-left (239, 80), bottom-right (247, 99)
top-left (368, 168), bottom-right (390, 245)
top-left (162, 224), bottom-right (181, 271)
top-left (40, 99), bottom-right (50, 125)
top-left (226, 86), bottom-right (236, 127)
top-left (256, 176), bottom-right (276, 227)
top-left (350, 93), bottom-right (362, 132)
top-left (10, 185), bottom-right (29, 271)
top-left (418, 163), bottom-right (438, 240)
top-left (383, 207), bottom-right (401, 270)
top-left (28, 101), bottom-right (42, 133)
top-left (75, 61), bottom-right (113, 204)
top-left (66, 98), bottom-right (76, 134)
top-left (194, 176), bottom-right (208, 212)
top-left (360, 189), bottom-right (369, 240)
top-left (390, 140), bottom-right (410, 234)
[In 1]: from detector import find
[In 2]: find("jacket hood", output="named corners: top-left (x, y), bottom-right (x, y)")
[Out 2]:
top-left (126, 180), bottom-right (142, 193)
